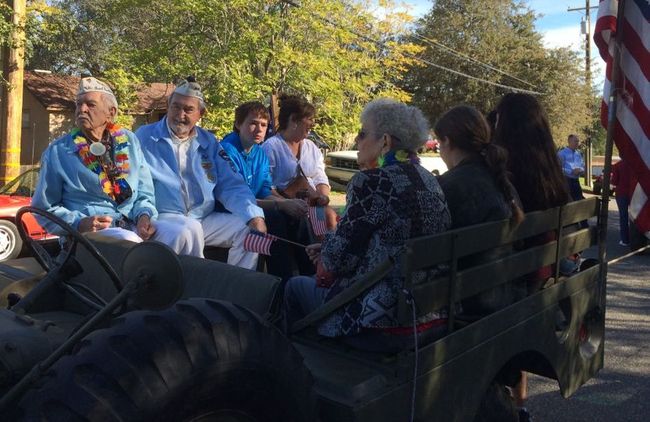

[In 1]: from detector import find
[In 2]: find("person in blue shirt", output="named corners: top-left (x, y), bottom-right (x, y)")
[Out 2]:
top-left (32, 76), bottom-right (156, 243)
top-left (221, 102), bottom-right (308, 216)
top-left (557, 134), bottom-right (586, 202)
top-left (135, 80), bottom-right (266, 269)
top-left (221, 101), bottom-right (312, 279)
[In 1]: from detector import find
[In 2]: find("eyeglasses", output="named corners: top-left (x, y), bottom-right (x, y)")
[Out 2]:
top-left (357, 130), bottom-right (374, 139)
top-left (357, 130), bottom-right (401, 144)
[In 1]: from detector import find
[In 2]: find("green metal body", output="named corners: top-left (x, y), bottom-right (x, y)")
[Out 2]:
top-left (294, 197), bottom-right (604, 421)
top-left (0, 198), bottom-right (604, 421)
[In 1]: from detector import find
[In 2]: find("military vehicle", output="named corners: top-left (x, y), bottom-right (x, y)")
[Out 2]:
top-left (0, 195), bottom-right (605, 421)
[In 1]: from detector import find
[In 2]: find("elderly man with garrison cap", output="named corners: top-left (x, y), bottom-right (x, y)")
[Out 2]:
top-left (136, 78), bottom-right (265, 269)
top-left (32, 76), bottom-right (157, 242)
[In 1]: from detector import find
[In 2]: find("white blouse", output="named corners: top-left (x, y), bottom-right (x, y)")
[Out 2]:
top-left (261, 135), bottom-right (330, 190)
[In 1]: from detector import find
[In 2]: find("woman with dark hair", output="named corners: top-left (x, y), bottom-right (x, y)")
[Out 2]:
top-left (491, 93), bottom-right (570, 422)
top-left (261, 94), bottom-right (330, 206)
top-left (434, 105), bottom-right (523, 314)
top-left (435, 105), bottom-right (523, 229)
top-left (492, 93), bottom-right (569, 214)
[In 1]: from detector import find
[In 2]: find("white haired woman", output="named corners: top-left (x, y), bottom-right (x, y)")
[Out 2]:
top-left (283, 99), bottom-right (451, 351)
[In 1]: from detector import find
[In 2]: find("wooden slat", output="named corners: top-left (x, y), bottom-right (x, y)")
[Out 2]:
top-left (404, 206), bottom-right (562, 272)
top-left (295, 198), bottom-right (600, 330)
top-left (398, 265), bottom-right (601, 370)
top-left (398, 227), bottom-right (597, 324)
top-left (560, 197), bottom-right (599, 226)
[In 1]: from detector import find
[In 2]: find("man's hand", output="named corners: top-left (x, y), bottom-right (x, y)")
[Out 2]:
top-left (78, 215), bottom-right (113, 233)
top-left (279, 199), bottom-right (308, 218)
top-left (572, 167), bottom-right (583, 176)
top-left (248, 217), bottom-right (267, 233)
top-left (136, 214), bottom-right (156, 240)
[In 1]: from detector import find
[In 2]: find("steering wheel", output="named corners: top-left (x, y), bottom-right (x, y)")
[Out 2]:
top-left (15, 207), bottom-right (124, 310)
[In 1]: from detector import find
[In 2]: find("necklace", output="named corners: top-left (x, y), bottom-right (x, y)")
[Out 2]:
top-left (73, 123), bottom-right (132, 203)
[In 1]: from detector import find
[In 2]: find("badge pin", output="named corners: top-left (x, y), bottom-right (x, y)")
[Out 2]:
top-left (89, 142), bottom-right (107, 156)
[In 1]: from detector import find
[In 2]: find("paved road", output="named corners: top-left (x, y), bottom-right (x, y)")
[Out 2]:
top-left (527, 197), bottom-right (650, 422)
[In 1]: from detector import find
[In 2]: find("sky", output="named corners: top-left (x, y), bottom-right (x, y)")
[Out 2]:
top-left (395, 0), bottom-right (605, 86)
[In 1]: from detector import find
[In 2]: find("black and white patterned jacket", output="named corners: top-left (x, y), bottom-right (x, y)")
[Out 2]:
top-left (318, 162), bottom-right (451, 337)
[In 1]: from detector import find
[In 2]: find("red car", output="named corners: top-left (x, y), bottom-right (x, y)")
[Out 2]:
top-left (0, 168), bottom-right (55, 262)
top-left (425, 138), bottom-right (439, 153)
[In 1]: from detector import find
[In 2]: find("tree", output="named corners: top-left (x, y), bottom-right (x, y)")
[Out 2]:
top-left (26, 0), bottom-right (420, 148)
top-left (404, 0), bottom-right (593, 147)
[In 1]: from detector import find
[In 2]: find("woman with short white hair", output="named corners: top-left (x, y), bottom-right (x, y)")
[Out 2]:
top-left (284, 99), bottom-right (451, 351)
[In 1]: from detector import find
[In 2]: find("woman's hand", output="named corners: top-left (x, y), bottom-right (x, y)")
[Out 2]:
top-left (305, 243), bottom-right (322, 265)
top-left (308, 193), bottom-right (329, 207)
top-left (316, 194), bottom-right (329, 206)
top-left (315, 184), bottom-right (331, 206)
top-left (279, 199), bottom-right (308, 218)
top-left (315, 260), bottom-right (335, 288)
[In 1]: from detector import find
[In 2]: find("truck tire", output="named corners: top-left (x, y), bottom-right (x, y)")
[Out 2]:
top-left (0, 220), bottom-right (22, 262)
top-left (14, 299), bottom-right (315, 422)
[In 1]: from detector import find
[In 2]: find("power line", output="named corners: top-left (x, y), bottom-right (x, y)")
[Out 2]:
top-left (411, 32), bottom-right (539, 89)
top-left (280, 0), bottom-right (543, 96)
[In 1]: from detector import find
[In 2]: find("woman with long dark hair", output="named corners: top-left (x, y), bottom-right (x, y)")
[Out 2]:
top-left (492, 93), bottom-right (569, 214)
top-left (491, 93), bottom-right (570, 422)
top-left (434, 105), bottom-right (523, 314)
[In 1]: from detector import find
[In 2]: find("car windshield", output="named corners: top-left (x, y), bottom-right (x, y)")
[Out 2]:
top-left (0, 168), bottom-right (40, 197)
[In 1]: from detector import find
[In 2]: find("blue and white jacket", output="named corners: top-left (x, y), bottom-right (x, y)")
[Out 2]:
top-left (136, 118), bottom-right (263, 223)
top-left (32, 128), bottom-right (157, 235)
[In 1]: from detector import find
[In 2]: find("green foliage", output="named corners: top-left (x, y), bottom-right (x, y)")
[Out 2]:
top-left (24, 0), bottom-right (600, 150)
top-left (404, 0), bottom-right (595, 148)
top-left (0, 3), bottom-right (15, 48)
top-left (26, 0), bottom-right (419, 149)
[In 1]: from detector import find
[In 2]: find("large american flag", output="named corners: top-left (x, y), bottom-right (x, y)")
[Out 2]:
top-left (594, 0), bottom-right (650, 234)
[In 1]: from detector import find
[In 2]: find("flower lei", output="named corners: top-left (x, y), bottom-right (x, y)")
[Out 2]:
top-left (379, 149), bottom-right (420, 167)
top-left (73, 123), bottom-right (132, 203)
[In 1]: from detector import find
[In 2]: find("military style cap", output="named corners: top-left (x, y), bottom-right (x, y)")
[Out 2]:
top-left (174, 76), bottom-right (204, 100)
top-left (78, 76), bottom-right (116, 99)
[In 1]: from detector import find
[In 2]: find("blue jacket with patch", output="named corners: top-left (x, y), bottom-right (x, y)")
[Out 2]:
top-left (135, 118), bottom-right (263, 223)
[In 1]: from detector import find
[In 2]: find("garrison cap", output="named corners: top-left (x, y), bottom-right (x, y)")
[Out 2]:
top-left (173, 76), bottom-right (204, 101)
top-left (78, 76), bottom-right (116, 100)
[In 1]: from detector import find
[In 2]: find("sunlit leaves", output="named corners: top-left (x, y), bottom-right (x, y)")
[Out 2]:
top-left (26, 0), bottom-right (418, 147)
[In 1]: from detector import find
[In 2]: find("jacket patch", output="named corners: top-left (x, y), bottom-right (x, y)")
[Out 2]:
top-left (218, 149), bottom-right (238, 173)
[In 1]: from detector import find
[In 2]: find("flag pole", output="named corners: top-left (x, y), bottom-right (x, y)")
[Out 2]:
top-left (598, 0), bottom-right (627, 309)
top-left (249, 230), bottom-right (308, 249)
top-left (275, 236), bottom-right (308, 249)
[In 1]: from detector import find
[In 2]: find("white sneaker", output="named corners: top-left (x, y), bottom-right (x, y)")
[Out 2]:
top-left (619, 241), bottom-right (629, 247)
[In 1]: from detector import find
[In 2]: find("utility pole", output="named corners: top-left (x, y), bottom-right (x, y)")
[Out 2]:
top-left (568, 0), bottom-right (599, 188)
top-left (0, 0), bottom-right (26, 186)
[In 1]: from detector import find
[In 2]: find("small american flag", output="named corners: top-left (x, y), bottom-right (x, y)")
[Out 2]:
top-left (243, 230), bottom-right (277, 255)
top-left (309, 206), bottom-right (328, 236)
